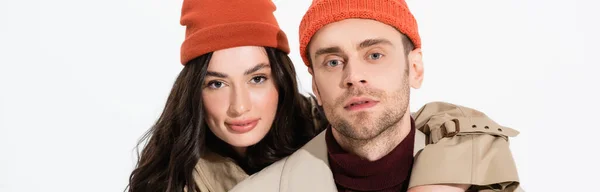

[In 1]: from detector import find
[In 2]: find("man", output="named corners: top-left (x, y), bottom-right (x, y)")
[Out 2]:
top-left (231, 0), bottom-right (522, 191)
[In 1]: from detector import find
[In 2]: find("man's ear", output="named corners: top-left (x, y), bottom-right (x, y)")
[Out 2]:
top-left (309, 68), bottom-right (322, 106)
top-left (408, 48), bottom-right (424, 89)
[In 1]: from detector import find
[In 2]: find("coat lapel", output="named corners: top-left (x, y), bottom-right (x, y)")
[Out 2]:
top-left (280, 131), bottom-right (337, 192)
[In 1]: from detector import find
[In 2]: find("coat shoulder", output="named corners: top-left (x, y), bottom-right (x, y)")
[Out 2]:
top-left (410, 101), bottom-right (522, 191)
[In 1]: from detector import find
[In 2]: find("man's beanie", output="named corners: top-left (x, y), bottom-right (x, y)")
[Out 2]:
top-left (299, 0), bottom-right (421, 67)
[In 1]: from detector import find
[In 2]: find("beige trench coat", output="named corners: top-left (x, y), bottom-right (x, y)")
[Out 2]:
top-left (191, 102), bottom-right (523, 192)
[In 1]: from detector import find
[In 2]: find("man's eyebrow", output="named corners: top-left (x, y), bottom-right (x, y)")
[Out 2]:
top-left (357, 38), bottom-right (394, 50)
top-left (314, 46), bottom-right (344, 58)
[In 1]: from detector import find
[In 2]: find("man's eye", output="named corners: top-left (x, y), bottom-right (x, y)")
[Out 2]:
top-left (369, 53), bottom-right (384, 60)
top-left (326, 59), bottom-right (342, 67)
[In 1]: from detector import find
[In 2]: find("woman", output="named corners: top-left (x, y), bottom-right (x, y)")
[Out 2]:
top-left (127, 0), bottom-right (326, 191)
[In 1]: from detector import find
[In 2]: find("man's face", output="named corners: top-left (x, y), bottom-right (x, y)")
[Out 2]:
top-left (308, 19), bottom-right (423, 140)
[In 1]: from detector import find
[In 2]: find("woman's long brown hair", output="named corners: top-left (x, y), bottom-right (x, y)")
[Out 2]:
top-left (127, 47), bottom-right (326, 192)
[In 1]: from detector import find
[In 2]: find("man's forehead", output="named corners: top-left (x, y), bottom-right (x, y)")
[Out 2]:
top-left (309, 19), bottom-right (401, 52)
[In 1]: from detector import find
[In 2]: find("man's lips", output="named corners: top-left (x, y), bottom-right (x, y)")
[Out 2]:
top-left (344, 97), bottom-right (379, 111)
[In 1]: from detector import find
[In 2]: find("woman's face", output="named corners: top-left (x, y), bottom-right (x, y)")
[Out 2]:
top-left (202, 46), bottom-right (279, 154)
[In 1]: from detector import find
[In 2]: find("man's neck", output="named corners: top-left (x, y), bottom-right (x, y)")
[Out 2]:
top-left (331, 110), bottom-right (412, 161)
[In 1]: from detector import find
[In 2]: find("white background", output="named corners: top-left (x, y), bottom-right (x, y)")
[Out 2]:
top-left (1, 0), bottom-right (598, 191)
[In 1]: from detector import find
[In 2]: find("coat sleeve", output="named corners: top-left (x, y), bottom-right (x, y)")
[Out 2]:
top-left (408, 102), bottom-right (522, 192)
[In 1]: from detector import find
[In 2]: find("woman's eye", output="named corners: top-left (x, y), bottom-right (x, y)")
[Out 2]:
top-left (250, 76), bottom-right (267, 84)
top-left (207, 81), bottom-right (224, 89)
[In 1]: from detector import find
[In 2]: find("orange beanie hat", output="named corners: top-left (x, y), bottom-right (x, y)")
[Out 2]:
top-left (179, 0), bottom-right (290, 65)
top-left (299, 0), bottom-right (421, 67)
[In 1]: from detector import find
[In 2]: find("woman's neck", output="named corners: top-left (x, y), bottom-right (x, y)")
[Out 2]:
top-left (233, 146), bottom-right (247, 157)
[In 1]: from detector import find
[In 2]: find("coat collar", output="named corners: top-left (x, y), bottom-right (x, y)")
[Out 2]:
top-left (301, 121), bottom-right (427, 165)
top-left (194, 151), bottom-right (248, 191)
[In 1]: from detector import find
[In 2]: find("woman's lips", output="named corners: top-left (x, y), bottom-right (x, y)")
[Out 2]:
top-left (225, 118), bottom-right (260, 133)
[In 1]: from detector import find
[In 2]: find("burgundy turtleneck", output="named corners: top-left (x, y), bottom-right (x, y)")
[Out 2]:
top-left (325, 118), bottom-right (416, 192)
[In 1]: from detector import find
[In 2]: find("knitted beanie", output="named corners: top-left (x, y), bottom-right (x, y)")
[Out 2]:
top-left (179, 0), bottom-right (290, 65)
top-left (299, 0), bottom-right (421, 67)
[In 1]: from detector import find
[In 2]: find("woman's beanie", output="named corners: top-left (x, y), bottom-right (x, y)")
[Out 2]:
top-left (299, 0), bottom-right (421, 67)
top-left (179, 0), bottom-right (290, 65)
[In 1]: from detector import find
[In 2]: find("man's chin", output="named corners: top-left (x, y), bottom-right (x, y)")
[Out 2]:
top-left (347, 111), bottom-right (373, 122)
top-left (339, 127), bottom-right (382, 140)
